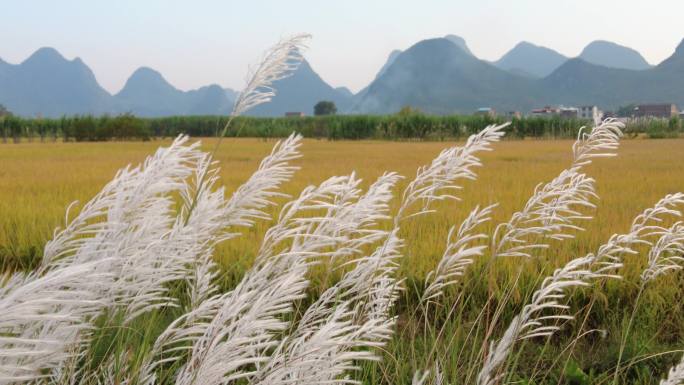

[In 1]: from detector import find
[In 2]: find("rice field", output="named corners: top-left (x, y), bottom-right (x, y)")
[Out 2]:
top-left (2, 137), bottom-right (683, 275)
top-left (2, 134), bottom-right (684, 384)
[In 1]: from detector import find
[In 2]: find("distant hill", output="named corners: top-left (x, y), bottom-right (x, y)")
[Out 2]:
top-left (335, 86), bottom-right (354, 98)
top-left (656, 38), bottom-right (684, 72)
top-left (444, 35), bottom-right (474, 56)
top-left (0, 48), bottom-right (236, 117)
top-left (0, 47), bottom-right (349, 117)
top-left (494, 41), bottom-right (568, 78)
top-left (2, 39), bottom-right (683, 117)
top-left (352, 49), bottom-right (402, 105)
top-left (539, 38), bottom-right (684, 109)
top-left (355, 37), bottom-right (684, 113)
top-left (578, 40), bottom-right (652, 70)
top-left (247, 59), bottom-right (352, 116)
top-left (376, 49), bottom-right (403, 79)
top-left (114, 67), bottom-right (233, 116)
top-left (355, 38), bottom-right (538, 114)
top-left (0, 47), bottom-right (113, 117)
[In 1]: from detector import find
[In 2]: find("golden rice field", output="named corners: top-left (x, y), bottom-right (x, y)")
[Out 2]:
top-left (2, 137), bottom-right (683, 277)
top-left (2, 137), bottom-right (684, 383)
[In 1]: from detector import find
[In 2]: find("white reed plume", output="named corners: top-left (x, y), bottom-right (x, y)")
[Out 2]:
top-left (641, 222), bottom-right (684, 283)
top-left (251, 302), bottom-right (392, 385)
top-left (183, 133), bottom-right (302, 307)
top-left (148, 174), bottom-right (364, 385)
top-left (423, 204), bottom-right (496, 304)
top-left (0, 263), bottom-right (110, 383)
top-left (37, 130), bottom-right (301, 325)
top-left (491, 120), bottom-right (623, 259)
top-left (492, 169), bottom-right (597, 258)
top-left (660, 354), bottom-right (684, 385)
top-left (288, 175), bottom-right (404, 343)
top-left (629, 193), bottom-right (684, 240)
top-left (146, 172), bottom-right (400, 385)
top-left (477, 253), bottom-right (619, 385)
top-left (613, 199), bottom-right (684, 384)
top-left (333, 172), bottom-right (403, 254)
top-left (3, 136), bottom-right (204, 382)
top-left (252, 175), bottom-right (405, 385)
top-left (176, 153), bottom-right (228, 309)
top-left (288, 230), bottom-right (403, 355)
top-left (231, 34), bottom-right (311, 117)
top-left (136, 294), bottom-right (225, 385)
top-left (478, 192), bottom-right (683, 385)
top-left (13, 133), bottom-right (301, 383)
top-left (571, 119), bottom-right (624, 168)
top-left (297, 229), bottom-right (403, 339)
top-left (222, 133), bottom-right (302, 230)
top-left (277, 125), bottom-right (510, 384)
top-left (38, 136), bottom-right (204, 320)
top-left (590, 193), bottom-right (684, 275)
top-left (41, 135), bottom-right (203, 271)
top-left (395, 123), bottom-right (507, 226)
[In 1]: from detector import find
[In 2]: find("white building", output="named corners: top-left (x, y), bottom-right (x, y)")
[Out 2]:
top-left (579, 106), bottom-right (603, 123)
top-left (559, 107), bottom-right (579, 118)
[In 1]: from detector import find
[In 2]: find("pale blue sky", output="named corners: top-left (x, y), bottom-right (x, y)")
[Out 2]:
top-left (2, 0), bottom-right (683, 93)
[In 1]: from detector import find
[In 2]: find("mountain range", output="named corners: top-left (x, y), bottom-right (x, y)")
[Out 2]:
top-left (355, 37), bottom-right (684, 114)
top-left (1, 36), bottom-right (683, 117)
top-left (0, 48), bottom-right (237, 117)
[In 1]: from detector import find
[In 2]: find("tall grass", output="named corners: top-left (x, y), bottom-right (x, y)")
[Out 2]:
top-left (1, 36), bottom-right (684, 385)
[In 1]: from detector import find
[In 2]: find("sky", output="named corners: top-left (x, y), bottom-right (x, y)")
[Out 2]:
top-left (2, 0), bottom-right (683, 94)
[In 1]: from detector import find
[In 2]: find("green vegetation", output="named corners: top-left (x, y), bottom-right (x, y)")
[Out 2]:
top-left (0, 113), bottom-right (608, 142)
top-left (643, 116), bottom-right (682, 139)
top-left (3, 113), bottom-right (682, 144)
top-left (314, 100), bottom-right (337, 115)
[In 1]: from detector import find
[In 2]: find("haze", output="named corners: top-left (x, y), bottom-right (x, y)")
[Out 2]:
top-left (2, 0), bottom-right (683, 94)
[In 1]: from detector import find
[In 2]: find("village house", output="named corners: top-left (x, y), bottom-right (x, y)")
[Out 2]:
top-left (579, 105), bottom-right (603, 122)
top-left (530, 106), bottom-right (559, 117)
top-left (475, 107), bottom-right (496, 117)
top-left (559, 107), bottom-right (579, 119)
top-left (633, 104), bottom-right (679, 118)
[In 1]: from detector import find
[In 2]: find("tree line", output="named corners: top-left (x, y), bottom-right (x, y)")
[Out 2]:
top-left (0, 111), bottom-right (681, 143)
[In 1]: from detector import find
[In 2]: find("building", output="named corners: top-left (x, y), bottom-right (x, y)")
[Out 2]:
top-left (559, 107), bottom-right (579, 119)
top-left (634, 104), bottom-right (679, 118)
top-left (530, 106), bottom-right (559, 117)
top-left (579, 105), bottom-right (603, 122)
top-left (284, 112), bottom-right (305, 117)
top-left (475, 107), bottom-right (496, 117)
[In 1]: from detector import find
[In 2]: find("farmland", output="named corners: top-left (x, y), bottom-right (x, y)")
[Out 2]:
top-left (1, 136), bottom-right (684, 383)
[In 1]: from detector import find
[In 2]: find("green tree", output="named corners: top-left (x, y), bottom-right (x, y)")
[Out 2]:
top-left (314, 101), bottom-right (337, 116)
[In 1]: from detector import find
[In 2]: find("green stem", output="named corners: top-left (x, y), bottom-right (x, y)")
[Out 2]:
top-left (613, 281), bottom-right (645, 384)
